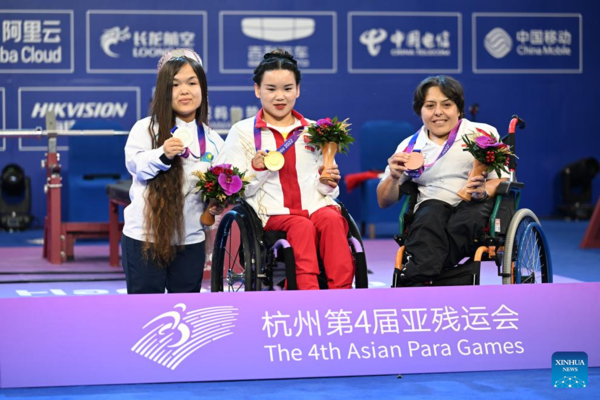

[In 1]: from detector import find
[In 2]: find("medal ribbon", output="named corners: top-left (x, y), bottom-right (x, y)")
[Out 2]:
top-left (253, 117), bottom-right (304, 155)
top-left (171, 121), bottom-right (210, 161)
top-left (403, 119), bottom-right (462, 178)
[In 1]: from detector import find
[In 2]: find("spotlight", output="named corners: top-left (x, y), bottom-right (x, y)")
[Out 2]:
top-left (559, 157), bottom-right (599, 220)
top-left (0, 164), bottom-right (32, 230)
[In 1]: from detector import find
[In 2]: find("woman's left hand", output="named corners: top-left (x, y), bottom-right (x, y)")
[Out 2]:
top-left (318, 164), bottom-right (341, 188)
top-left (208, 202), bottom-right (225, 216)
top-left (467, 171), bottom-right (488, 200)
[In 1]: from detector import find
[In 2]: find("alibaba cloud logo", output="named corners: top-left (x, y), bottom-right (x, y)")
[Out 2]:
top-left (484, 28), bottom-right (512, 59)
top-left (241, 18), bottom-right (315, 42)
top-left (131, 303), bottom-right (239, 370)
top-left (100, 26), bottom-right (132, 58)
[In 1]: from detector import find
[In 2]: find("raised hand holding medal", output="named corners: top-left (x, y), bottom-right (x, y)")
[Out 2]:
top-left (263, 150), bottom-right (285, 171)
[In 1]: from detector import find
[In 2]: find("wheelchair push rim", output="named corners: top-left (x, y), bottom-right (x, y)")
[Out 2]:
top-left (210, 210), bottom-right (257, 292)
top-left (502, 208), bottom-right (553, 284)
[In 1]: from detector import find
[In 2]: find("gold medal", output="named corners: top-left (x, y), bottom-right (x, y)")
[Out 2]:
top-left (264, 151), bottom-right (285, 171)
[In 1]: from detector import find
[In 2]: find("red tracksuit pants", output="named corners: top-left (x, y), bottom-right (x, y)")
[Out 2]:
top-left (264, 206), bottom-right (355, 290)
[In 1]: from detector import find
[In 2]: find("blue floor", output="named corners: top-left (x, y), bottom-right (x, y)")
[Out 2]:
top-left (1, 369), bottom-right (598, 399)
top-left (1, 220), bottom-right (598, 398)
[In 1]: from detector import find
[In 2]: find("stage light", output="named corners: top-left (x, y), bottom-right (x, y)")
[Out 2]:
top-left (0, 163), bottom-right (32, 230)
top-left (559, 157), bottom-right (599, 220)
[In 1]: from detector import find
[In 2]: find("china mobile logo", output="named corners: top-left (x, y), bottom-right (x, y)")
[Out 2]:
top-left (360, 28), bottom-right (388, 56)
top-left (100, 26), bottom-right (132, 58)
top-left (484, 28), bottom-right (512, 59)
top-left (131, 303), bottom-right (238, 370)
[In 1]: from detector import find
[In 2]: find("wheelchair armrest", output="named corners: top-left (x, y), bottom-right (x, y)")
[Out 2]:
top-left (496, 180), bottom-right (525, 196)
top-left (399, 181), bottom-right (419, 199)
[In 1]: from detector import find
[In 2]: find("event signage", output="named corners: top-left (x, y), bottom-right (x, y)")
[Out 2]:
top-left (86, 10), bottom-right (207, 73)
top-left (473, 13), bottom-right (582, 73)
top-left (0, 283), bottom-right (598, 388)
top-left (18, 87), bottom-right (140, 151)
top-left (209, 86), bottom-right (259, 134)
top-left (0, 87), bottom-right (5, 151)
top-left (219, 11), bottom-right (337, 73)
top-left (348, 12), bottom-right (462, 73)
top-left (0, 9), bottom-right (73, 73)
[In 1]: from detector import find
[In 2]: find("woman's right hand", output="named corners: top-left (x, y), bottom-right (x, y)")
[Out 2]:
top-left (387, 152), bottom-right (410, 180)
top-left (163, 137), bottom-right (185, 159)
top-left (252, 150), bottom-right (268, 170)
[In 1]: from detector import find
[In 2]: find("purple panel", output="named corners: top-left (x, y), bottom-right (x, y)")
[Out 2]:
top-left (0, 283), bottom-right (599, 388)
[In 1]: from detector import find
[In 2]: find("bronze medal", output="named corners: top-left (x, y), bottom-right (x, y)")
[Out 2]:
top-left (405, 151), bottom-right (424, 171)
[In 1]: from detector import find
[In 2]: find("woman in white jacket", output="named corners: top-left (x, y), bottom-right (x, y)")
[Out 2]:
top-left (221, 49), bottom-right (354, 290)
top-left (377, 75), bottom-right (509, 286)
top-left (122, 49), bottom-right (224, 294)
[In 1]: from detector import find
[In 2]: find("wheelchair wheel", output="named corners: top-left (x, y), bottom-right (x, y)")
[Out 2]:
top-left (210, 209), bottom-right (258, 292)
top-left (502, 209), bottom-right (553, 284)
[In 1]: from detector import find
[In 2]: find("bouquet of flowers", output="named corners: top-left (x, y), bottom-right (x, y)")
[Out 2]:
top-left (305, 117), bottom-right (354, 183)
top-left (192, 164), bottom-right (251, 225)
top-left (458, 127), bottom-right (515, 201)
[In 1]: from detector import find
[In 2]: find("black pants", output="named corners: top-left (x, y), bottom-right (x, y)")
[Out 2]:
top-left (401, 198), bottom-right (494, 283)
top-left (121, 235), bottom-right (206, 294)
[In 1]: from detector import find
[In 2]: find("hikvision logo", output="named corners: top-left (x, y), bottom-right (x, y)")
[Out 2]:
top-left (484, 28), bottom-right (512, 59)
top-left (31, 102), bottom-right (129, 118)
top-left (132, 303), bottom-right (238, 370)
top-left (100, 26), bottom-right (132, 58)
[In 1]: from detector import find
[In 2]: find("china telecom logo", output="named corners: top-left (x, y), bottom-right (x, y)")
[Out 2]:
top-left (484, 28), bottom-right (512, 59)
top-left (552, 352), bottom-right (588, 388)
top-left (132, 303), bottom-right (238, 370)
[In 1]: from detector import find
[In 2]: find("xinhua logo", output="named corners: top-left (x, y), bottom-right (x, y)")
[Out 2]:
top-left (552, 352), bottom-right (588, 388)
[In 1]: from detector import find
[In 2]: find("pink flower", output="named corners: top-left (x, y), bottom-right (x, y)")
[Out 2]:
top-left (317, 118), bottom-right (333, 127)
top-left (218, 173), bottom-right (242, 196)
top-left (475, 135), bottom-right (500, 149)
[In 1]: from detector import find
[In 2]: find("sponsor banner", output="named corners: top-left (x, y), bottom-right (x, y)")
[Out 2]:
top-left (473, 13), bottom-right (582, 74)
top-left (0, 9), bottom-right (74, 73)
top-left (0, 283), bottom-right (598, 388)
top-left (219, 11), bottom-right (337, 74)
top-left (348, 12), bottom-right (462, 74)
top-left (0, 87), bottom-right (5, 151)
top-left (18, 87), bottom-right (141, 151)
top-left (209, 86), bottom-right (259, 134)
top-left (86, 10), bottom-right (207, 73)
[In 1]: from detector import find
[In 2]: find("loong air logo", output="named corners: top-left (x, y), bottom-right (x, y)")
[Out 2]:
top-left (87, 10), bottom-right (206, 73)
top-left (0, 10), bottom-right (73, 73)
top-left (132, 303), bottom-right (239, 370)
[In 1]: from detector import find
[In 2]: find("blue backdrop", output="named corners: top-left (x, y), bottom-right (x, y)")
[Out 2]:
top-left (1, 0), bottom-right (599, 227)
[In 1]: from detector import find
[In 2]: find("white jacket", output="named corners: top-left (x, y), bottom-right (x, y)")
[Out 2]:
top-left (382, 118), bottom-right (509, 208)
top-left (123, 116), bottom-right (225, 244)
top-left (222, 111), bottom-right (339, 225)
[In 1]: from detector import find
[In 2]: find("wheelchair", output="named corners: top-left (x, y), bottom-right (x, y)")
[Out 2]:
top-left (210, 199), bottom-right (369, 292)
top-left (392, 115), bottom-right (553, 287)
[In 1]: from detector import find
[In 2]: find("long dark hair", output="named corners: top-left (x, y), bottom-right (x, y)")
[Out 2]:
top-left (253, 49), bottom-right (302, 86)
top-left (144, 56), bottom-right (209, 268)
